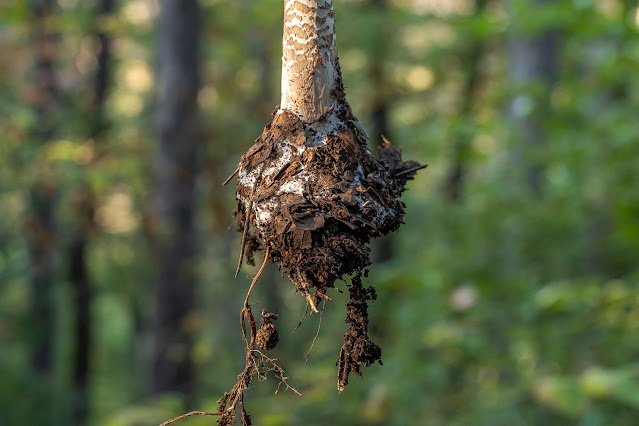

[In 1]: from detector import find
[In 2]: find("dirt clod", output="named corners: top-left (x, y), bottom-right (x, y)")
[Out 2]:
top-left (337, 272), bottom-right (382, 392)
top-left (256, 311), bottom-right (279, 351)
top-left (235, 100), bottom-right (421, 304)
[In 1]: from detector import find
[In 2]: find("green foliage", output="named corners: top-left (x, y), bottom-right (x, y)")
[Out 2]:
top-left (1, 0), bottom-right (639, 425)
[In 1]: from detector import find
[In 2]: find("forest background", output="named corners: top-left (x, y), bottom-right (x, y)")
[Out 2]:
top-left (2, 0), bottom-right (639, 425)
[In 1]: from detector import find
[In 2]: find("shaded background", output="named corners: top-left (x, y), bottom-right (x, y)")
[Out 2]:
top-left (2, 0), bottom-right (639, 424)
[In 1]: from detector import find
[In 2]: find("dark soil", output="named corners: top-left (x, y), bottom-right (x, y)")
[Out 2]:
top-left (337, 272), bottom-right (382, 392)
top-left (256, 310), bottom-right (279, 351)
top-left (236, 100), bottom-right (421, 303)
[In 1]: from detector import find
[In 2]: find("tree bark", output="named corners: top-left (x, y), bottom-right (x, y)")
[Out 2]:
top-left (26, 0), bottom-right (60, 376)
top-left (150, 0), bottom-right (201, 401)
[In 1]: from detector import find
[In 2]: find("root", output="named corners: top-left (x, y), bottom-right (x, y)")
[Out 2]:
top-left (293, 300), bottom-right (309, 332)
top-left (241, 248), bottom-right (269, 346)
top-left (305, 291), bottom-right (319, 314)
top-left (219, 247), bottom-right (299, 425)
top-left (305, 300), bottom-right (326, 364)
top-left (218, 331), bottom-right (300, 425)
top-left (161, 246), bottom-right (297, 426)
top-left (244, 247), bottom-right (270, 308)
top-left (235, 204), bottom-right (252, 278)
top-left (159, 411), bottom-right (220, 426)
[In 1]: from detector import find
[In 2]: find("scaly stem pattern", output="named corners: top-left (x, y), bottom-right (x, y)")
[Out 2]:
top-left (281, 0), bottom-right (342, 122)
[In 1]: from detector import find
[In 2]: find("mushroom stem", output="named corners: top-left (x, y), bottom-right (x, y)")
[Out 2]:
top-left (281, 0), bottom-right (343, 123)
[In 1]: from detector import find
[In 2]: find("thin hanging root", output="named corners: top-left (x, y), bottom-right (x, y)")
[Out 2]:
top-left (240, 308), bottom-right (251, 346)
top-left (239, 300), bottom-right (258, 347)
top-left (244, 247), bottom-right (270, 308)
top-left (223, 166), bottom-right (239, 186)
top-left (337, 345), bottom-right (347, 393)
top-left (240, 247), bottom-right (270, 347)
top-left (305, 300), bottom-right (326, 364)
top-left (315, 291), bottom-right (332, 302)
top-left (294, 300), bottom-right (309, 332)
top-left (305, 292), bottom-right (319, 314)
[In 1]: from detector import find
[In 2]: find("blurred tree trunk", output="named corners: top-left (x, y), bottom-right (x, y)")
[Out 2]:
top-left (26, 0), bottom-right (60, 376)
top-left (443, 0), bottom-right (487, 203)
top-left (369, 0), bottom-right (393, 262)
top-left (150, 0), bottom-right (201, 401)
top-left (369, 0), bottom-right (389, 148)
top-left (68, 1), bottom-right (114, 424)
top-left (507, 0), bottom-right (558, 195)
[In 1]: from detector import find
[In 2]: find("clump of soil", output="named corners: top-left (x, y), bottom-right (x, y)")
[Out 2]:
top-left (256, 310), bottom-right (279, 351)
top-left (337, 271), bottom-right (382, 391)
top-left (235, 100), bottom-right (422, 309)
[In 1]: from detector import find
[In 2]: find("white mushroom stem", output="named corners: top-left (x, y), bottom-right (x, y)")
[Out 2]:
top-left (281, 0), bottom-right (340, 123)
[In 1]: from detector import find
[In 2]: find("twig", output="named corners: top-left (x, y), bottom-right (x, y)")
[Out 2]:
top-left (395, 164), bottom-right (428, 177)
top-left (235, 204), bottom-right (251, 278)
top-left (315, 290), bottom-right (332, 302)
top-left (223, 166), bottom-right (239, 186)
top-left (305, 300), bottom-right (326, 363)
top-left (252, 349), bottom-right (302, 396)
top-left (240, 308), bottom-right (249, 346)
top-left (294, 300), bottom-right (309, 332)
top-left (159, 411), bottom-right (220, 426)
top-left (235, 174), bottom-right (261, 278)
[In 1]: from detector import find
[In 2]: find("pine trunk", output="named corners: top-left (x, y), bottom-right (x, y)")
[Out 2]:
top-left (150, 0), bottom-right (201, 400)
top-left (444, 0), bottom-right (487, 202)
